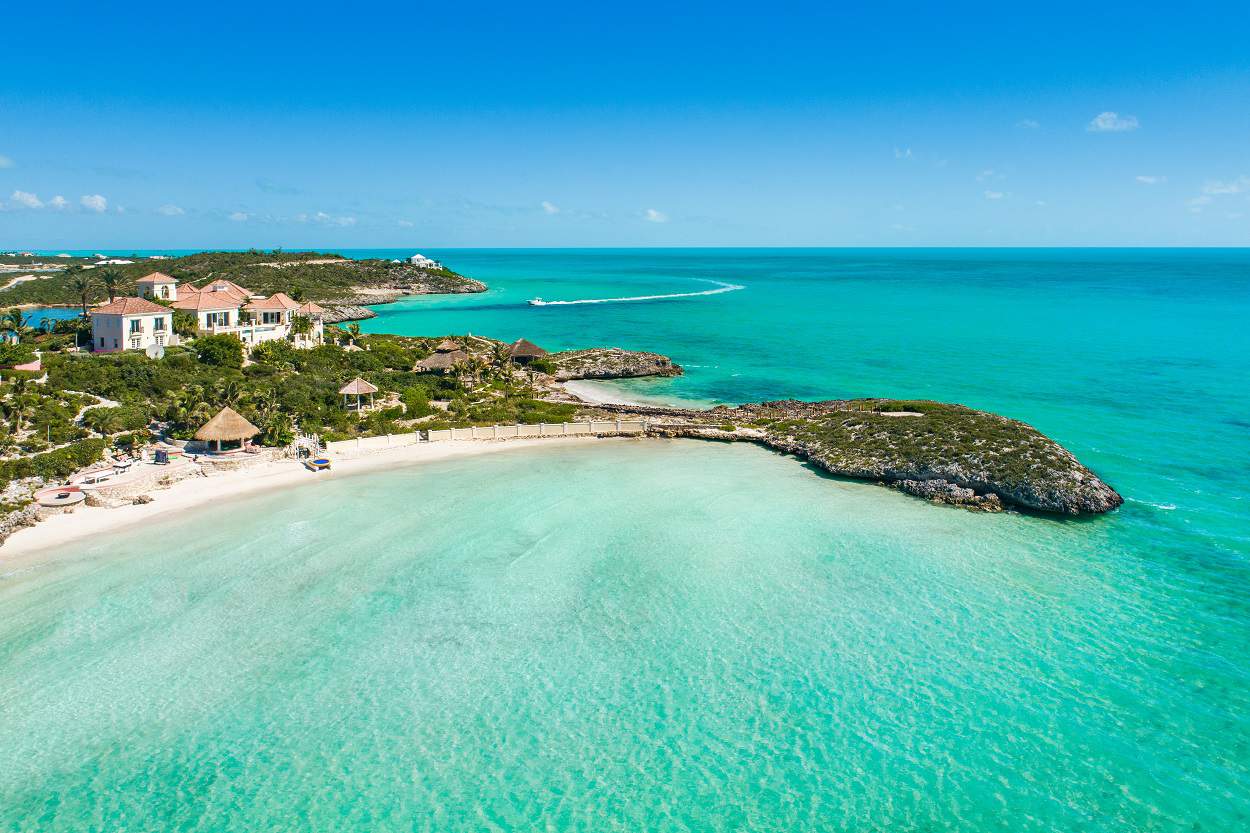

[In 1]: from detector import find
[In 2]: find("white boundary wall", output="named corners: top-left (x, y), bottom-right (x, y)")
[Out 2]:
top-left (326, 420), bottom-right (647, 457)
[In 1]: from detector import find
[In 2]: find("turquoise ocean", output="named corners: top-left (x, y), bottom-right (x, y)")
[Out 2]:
top-left (2, 249), bottom-right (1248, 831)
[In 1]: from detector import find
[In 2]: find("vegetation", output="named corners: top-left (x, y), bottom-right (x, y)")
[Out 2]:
top-left (0, 250), bottom-right (482, 308)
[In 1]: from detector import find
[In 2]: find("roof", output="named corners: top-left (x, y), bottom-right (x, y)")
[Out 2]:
top-left (296, 301), bottom-right (326, 315)
top-left (91, 297), bottom-right (171, 316)
top-left (194, 407), bottom-right (260, 442)
top-left (245, 292), bottom-right (301, 312)
top-left (198, 279), bottom-right (253, 299)
top-left (509, 338), bottom-right (548, 359)
top-left (339, 377), bottom-right (379, 395)
top-left (415, 349), bottom-right (468, 371)
top-left (135, 272), bottom-right (177, 284)
top-left (434, 338), bottom-right (461, 352)
top-left (172, 292), bottom-right (242, 312)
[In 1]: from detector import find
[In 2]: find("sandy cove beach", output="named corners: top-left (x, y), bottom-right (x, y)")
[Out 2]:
top-left (1, 435), bottom-right (629, 564)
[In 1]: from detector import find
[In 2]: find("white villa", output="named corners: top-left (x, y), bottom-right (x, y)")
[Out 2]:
top-left (90, 272), bottom-right (326, 353)
top-left (408, 253), bottom-right (442, 269)
top-left (90, 297), bottom-right (175, 353)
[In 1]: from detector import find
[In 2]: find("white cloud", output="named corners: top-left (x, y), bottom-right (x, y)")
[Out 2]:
top-left (541, 200), bottom-right (560, 215)
top-left (983, 190), bottom-right (1006, 200)
top-left (893, 147), bottom-right (913, 160)
top-left (49, 195), bottom-right (68, 209)
top-left (0, 155), bottom-right (13, 169)
top-left (1035, 200), bottom-right (1048, 207)
top-left (11, 190), bottom-right (43, 209)
top-left (397, 219), bottom-right (414, 228)
top-left (1135, 175), bottom-right (1166, 185)
top-left (1087, 111), bottom-right (1139, 132)
top-left (976, 169), bottom-right (1001, 182)
top-left (228, 211), bottom-right (250, 222)
top-left (1201, 176), bottom-right (1249, 195)
top-left (80, 194), bottom-right (108, 212)
top-left (1016, 119), bottom-right (1040, 129)
top-left (644, 208), bottom-right (668, 223)
top-left (1187, 195), bottom-right (1212, 213)
top-left (156, 204), bottom-right (185, 216)
top-left (309, 211), bottom-right (355, 226)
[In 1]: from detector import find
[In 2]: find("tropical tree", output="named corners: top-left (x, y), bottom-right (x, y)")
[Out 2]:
top-left (1, 308), bottom-right (31, 341)
top-left (67, 265), bottom-right (97, 316)
top-left (99, 268), bottom-right (121, 303)
top-left (172, 310), bottom-right (199, 338)
top-left (288, 314), bottom-right (313, 343)
top-left (345, 322), bottom-right (362, 347)
top-left (217, 379), bottom-right (245, 408)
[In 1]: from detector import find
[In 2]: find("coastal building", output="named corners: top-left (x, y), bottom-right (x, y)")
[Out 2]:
top-left (339, 377), bottom-right (379, 411)
top-left (194, 406), bottom-right (260, 452)
top-left (136, 272), bottom-right (179, 301)
top-left (415, 339), bottom-right (468, 373)
top-left (89, 297), bottom-right (176, 353)
top-left (408, 253), bottom-right (442, 269)
top-left (508, 338), bottom-right (548, 365)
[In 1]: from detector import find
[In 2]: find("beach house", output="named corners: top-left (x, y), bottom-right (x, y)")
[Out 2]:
top-left (91, 274), bottom-right (324, 352)
top-left (408, 253), bottom-right (442, 269)
top-left (89, 297), bottom-right (176, 353)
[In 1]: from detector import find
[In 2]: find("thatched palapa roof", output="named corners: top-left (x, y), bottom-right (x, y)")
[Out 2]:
top-left (434, 338), bottom-right (461, 352)
top-left (509, 338), bottom-right (548, 359)
top-left (415, 349), bottom-right (468, 372)
top-left (195, 407), bottom-right (260, 442)
top-left (339, 377), bottom-right (379, 395)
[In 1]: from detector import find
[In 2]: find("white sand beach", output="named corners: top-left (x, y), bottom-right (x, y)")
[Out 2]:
top-left (1, 436), bottom-right (627, 564)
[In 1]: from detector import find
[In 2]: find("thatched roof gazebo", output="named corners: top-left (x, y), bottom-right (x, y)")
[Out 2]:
top-left (195, 406), bottom-right (260, 452)
top-left (415, 348), bottom-right (469, 374)
top-left (339, 377), bottom-right (379, 410)
top-left (434, 338), bottom-right (461, 352)
top-left (508, 338), bottom-right (548, 364)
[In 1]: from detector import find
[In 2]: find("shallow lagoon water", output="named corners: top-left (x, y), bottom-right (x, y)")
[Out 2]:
top-left (4, 248), bottom-right (1249, 830)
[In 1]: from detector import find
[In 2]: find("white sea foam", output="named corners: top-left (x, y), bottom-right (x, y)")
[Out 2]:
top-left (529, 279), bottom-right (743, 306)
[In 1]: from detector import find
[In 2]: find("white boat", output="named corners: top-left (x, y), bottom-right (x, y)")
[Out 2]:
top-left (528, 298), bottom-right (547, 306)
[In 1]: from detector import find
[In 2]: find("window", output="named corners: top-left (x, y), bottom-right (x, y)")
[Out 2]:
top-left (129, 319), bottom-right (143, 334)
top-left (262, 311), bottom-right (281, 325)
top-left (99, 337), bottom-right (104, 347)
top-left (113, 339), bottom-right (118, 349)
top-left (130, 338), bottom-right (141, 349)
top-left (154, 316), bottom-right (167, 331)
top-left (160, 286), bottom-right (169, 298)
top-left (155, 334), bottom-right (165, 346)
top-left (206, 311), bottom-right (232, 328)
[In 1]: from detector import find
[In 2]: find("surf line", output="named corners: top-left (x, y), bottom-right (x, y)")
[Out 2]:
top-left (528, 279), bottom-right (744, 306)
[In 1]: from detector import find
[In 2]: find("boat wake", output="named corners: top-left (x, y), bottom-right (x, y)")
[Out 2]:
top-left (529, 279), bottom-right (744, 306)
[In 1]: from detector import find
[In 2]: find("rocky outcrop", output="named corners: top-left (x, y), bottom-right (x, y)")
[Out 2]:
top-left (0, 503), bottom-right (42, 547)
top-left (579, 397), bottom-right (1123, 516)
top-left (549, 348), bottom-right (683, 381)
top-left (320, 305), bottom-right (378, 324)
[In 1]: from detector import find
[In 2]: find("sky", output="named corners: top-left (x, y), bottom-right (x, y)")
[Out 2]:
top-left (2, 0), bottom-right (1249, 248)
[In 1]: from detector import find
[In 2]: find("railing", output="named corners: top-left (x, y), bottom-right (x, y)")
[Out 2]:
top-left (325, 420), bottom-right (648, 456)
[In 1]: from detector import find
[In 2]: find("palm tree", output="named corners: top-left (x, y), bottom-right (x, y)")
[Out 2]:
top-left (345, 322), bottom-right (362, 347)
top-left (99, 268), bottom-right (121, 303)
top-left (67, 266), bottom-right (96, 316)
top-left (218, 379), bottom-right (245, 408)
top-left (1, 308), bottom-right (30, 341)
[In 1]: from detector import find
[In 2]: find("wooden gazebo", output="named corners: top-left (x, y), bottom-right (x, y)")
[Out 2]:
top-left (339, 377), bottom-right (379, 411)
top-left (194, 406), bottom-right (260, 452)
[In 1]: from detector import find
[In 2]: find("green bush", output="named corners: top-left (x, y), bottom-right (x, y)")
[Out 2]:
top-left (0, 438), bottom-right (109, 489)
top-left (195, 334), bottom-right (244, 368)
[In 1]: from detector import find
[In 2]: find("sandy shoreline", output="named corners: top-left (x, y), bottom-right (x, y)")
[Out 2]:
top-left (0, 436), bottom-right (627, 565)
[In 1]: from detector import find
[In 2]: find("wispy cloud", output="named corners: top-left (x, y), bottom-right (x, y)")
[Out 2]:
top-left (397, 219), bottom-right (415, 228)
top-left (644, 208), bottom-right (668, 223)
top-left (297, 211), bottom-right (357, 227)
top-left (156, 204), bottom-right (185, 216)
top-left (11, 190), bottom-right (43, 209)
top-left (1135, 175), bottom-right (1166, 185)
top-left (228, 211), bottom-right (250, 222)
top-left (1016, 119), bottom-right (1040, 129)
top-left (1201, 176), bottom-right (1249, 195)
top-left (541, 200), bottom-right (560, 215)
top-left (893, 147), bottom-right (913, 160)
top-left (49, 195), bottom-right (68, 209)
top-left (80, 194), bottom-right (108, 212)
top-left (976, 169), bottom-right (1003, 183)
top-left (0, 155), bottom-right (13, 169)
top-left (983, 190), bottom-right (1006, 200)
top-left (1187, 195), bottom-right (1212, 213)
top-left (1087, 111), bottom-right (1139, 132)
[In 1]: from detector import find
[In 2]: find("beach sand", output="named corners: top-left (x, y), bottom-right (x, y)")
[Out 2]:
top-left (1, 436), bottom-right (625, 564)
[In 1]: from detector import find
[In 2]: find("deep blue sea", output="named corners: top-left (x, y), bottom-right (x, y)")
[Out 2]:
top-left (3, 248), bottom-right (1248, 831)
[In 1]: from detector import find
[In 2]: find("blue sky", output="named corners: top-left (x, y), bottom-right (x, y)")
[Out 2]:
top-left (2, 0), bottom-right (1249, 247)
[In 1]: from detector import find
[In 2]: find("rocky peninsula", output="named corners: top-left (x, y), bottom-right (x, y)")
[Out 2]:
top-left (572, 395), bottom-right (1123, 516)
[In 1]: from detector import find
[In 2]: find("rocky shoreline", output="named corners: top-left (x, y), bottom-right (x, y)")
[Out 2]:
top-left (548, 347), bottom-right (683, 381)
top-left (321, 267), bottom-right (487, 322)
top-left (573, 395), bottom-right (1123, 516)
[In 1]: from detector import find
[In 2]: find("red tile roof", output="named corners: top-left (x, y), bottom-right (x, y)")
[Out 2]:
top-left (135, 272), bottom-right (177, 284)
top-left (171, 292), bottom-right (243, 312)
top-left (91, 297), bottom-right (172, 316)
top-left (245, 292), bottom-right (301, 311)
